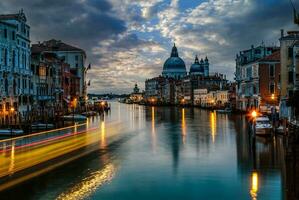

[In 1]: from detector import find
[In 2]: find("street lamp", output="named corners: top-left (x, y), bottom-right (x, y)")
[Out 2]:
top-left (72, 98), bottom-right (77, 123)
top-left (10, 107), bottom-right (15, 135)
top-left (151, 98), bottom-right (155, 104)
top-left (251, 110), bottom-right (257, 135)
top-left (271, 93), bottom-right (275, 100)
top-left (251, 110), bottom-right (257, 118)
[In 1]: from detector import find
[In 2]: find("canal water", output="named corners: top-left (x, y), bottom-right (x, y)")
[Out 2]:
top-left (1, 102), bottom-right (285, 200)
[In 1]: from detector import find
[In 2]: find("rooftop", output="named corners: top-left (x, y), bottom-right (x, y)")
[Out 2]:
top-left (258, 51), bottom-right (280, 62)
top-left (31, 39), bottom-right (86, 55)
top-left (0, 10), bottom-right (27, 22)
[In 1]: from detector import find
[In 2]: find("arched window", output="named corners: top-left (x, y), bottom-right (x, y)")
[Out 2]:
top-left (4, 79), bottom-right (8, 95)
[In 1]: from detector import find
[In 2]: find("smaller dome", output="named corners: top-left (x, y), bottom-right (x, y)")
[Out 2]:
top-left (189, 55), bottom-right (204, 75)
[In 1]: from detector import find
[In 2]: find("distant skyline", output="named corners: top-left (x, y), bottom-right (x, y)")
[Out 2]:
top-left (0, 0), bottom-right (296, 94)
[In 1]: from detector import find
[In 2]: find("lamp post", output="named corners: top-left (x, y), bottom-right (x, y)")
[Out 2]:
top-left (10, 107), bottom-right (14, 136)
top-left (151, 98), bottom-right (155, 105)
top-left (251, 110), bottom-right (257, 135)
top-left (73, 98), bottom-right (77, 123)
top-left (181, 98), bottom-right (185, 106)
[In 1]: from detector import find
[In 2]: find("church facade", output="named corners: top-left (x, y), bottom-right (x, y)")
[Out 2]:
top-left (145, 44), bottom-right (228, 105)
top-left (162, 44), bottom-right (209, 78)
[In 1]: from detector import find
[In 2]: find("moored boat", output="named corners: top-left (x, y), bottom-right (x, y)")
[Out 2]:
top-left (254, 116), bottom-right (272, 136)
top-left (62, 114), bottom-right (87, 121)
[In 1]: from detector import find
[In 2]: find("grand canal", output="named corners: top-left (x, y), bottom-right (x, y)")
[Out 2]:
top-left (0, 102), bottom-right (286, 200)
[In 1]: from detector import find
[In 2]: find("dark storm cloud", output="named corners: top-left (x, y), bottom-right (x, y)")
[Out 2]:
top-left (0, 0), bottom-right (126, 63)
top-left (0, 0), bottom-right (296, 93)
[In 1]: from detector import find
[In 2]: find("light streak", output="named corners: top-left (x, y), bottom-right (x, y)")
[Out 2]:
top-left (182, 108), bottom-right (186, 144)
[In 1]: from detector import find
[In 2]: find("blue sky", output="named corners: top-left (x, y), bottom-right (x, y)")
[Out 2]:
top-left (0, 0), bottom-right (296, 94)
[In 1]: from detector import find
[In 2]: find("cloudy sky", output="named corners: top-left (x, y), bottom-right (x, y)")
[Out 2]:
top-left (0, 0), bottom-right (296, 94)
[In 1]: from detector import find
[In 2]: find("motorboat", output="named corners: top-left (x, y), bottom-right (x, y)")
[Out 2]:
top-left (62, 114), bottom-right (87, 121)
top-left (216, 108), bottom-right (232, 113)
top-left (0, 129), bottom-right (24, 136)
top-left (31, 123), bottom-right (55, 130)
top-left (254, 116), bottom-right (272, 136)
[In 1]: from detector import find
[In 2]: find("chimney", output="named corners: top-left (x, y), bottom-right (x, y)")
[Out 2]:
top-left (281, 29), bottom-right (284, 38)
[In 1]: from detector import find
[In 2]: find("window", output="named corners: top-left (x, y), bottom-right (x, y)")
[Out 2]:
top-left (12, 50), bottom-right (15, 67)
top-left (246, 67), bottom-right (252, 78)
top-left (39, 66), bottom-right (46, 79)
top-left (289, 71), bottom-right (294, 84)
top-left (269, 83), bottom-right (275, 94)
top-left (4, 49), bottom-right (7, 66)
top-left (255, 49), bottom-right (261, 54)
top-left (289, 90), bottom-right (294, 97)
top-left (288, 47), bottom-right (293, 58)
top-left (269, 64), bottom-right (275, 77)
top-left (12, 31), bottom-right (15, 40)
top-left (4, 29), bottom-right (7, 38)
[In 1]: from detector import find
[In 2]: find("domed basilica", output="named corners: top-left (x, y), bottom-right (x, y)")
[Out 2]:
top-left (162, 44), bottom-right (209, 78)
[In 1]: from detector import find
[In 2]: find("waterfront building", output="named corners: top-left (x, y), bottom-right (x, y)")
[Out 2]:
top-left (161, 78), bottom-right (176, 104)
top-left (215, 90), bottom-right (229, 107)
top-left (162, 44), bottom-right (187, 79)
top-left (130, 83), bottom-right (143, 103)
top-left (145, 43), bottom-right (227, 105)
top-left (0, 10), bottom-right (32, 125)
top-left (31, 52), bottom-right (57, 120)
top-left (193, 89), bottom-right (229, 108)
top-left (194, 89), bottom-right (208, 106)
top-left (279, 30), bottom-right (299, 119)
top-left (235, 45), bottom-right (279, 112)
top-left (31, 40), bottom-right (88, 106)
top-left (145, 76), bottom-right (164, 102)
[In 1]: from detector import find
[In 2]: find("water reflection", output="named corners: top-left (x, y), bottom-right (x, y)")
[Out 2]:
top-left (210, 111), bottom-right (216, 143)
top-left (151, 107), bottom-right (156, 152)
top-left (0, 103), bottom-right (290, 200)
top-left (56, 163), bottom-right (117, 200)
top-left (100, 121), bottom-right (106, 149)
top-left (181, 108), bottom-right (186, 144)
top-left (250, 171), bottom-right (259, 200)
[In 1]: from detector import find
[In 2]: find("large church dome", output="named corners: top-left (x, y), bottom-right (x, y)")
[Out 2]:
top-left (162, 44), bottom-right (186, 78)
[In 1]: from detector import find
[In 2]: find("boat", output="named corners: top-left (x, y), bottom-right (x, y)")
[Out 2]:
top-left (254, 116), bottom-right (272, 136)
top-left (216, 108), bottom-right (232, 113)
top-left (0, 129), bottom-right (24, 136)
top-left (31, 123), bottom-right (55, 130)
top-left (62, 114), bottom-right (87, 121)
top-left (81, 111), bottom-right (97, 117)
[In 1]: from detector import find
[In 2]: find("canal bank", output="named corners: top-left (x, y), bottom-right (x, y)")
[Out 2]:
top-left (0, 102), bottom-right (289, 200)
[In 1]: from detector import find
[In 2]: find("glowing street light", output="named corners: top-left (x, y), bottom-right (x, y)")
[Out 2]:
top-left (10, 107), bottom-right (14, 112)
top-left (271, 93), bottom-right (275, 100)
top-left (251, 110), bottom-right (257, 118)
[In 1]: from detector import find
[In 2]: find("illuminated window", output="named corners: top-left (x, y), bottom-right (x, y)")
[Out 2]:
top-left (39, 66), bottom-right (46, 79)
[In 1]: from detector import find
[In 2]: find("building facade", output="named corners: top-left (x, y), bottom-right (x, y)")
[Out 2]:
top-left (0, 10), bottom-right (32, 125)
top-left (235, 45), bottom-right (280, 112)
top-left (31, 40), bottom-right (87, 102)
top-left (279, 30), bottom-right (299, 119)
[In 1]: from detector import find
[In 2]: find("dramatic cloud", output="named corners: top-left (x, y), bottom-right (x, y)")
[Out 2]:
top-left (0, 0), bottom-right (296, 93)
